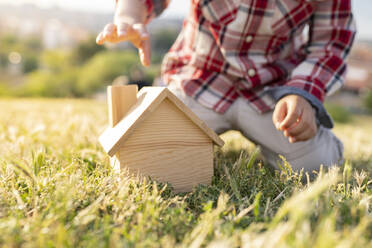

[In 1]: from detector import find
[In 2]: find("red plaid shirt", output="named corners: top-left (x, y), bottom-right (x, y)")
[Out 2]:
top-left (142, 0), bottom-right (356, 126)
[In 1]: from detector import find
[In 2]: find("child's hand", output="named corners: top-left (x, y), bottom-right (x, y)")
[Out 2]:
top-left (96, 23), bottom-right (151, 66)
top-left (272, 95), bottom-right (318, 143)
top-left (96, 0), bottom-right (151, 67)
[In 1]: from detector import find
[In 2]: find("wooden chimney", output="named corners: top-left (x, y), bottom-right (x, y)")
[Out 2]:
top-left (107, 85), bottom-right (138, 127)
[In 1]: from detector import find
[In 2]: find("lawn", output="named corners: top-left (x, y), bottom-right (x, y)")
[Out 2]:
top-left (0, 99), bottom-right (371, 247)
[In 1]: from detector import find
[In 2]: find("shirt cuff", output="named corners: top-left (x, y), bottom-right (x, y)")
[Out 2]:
top-left (266, 86), bottom-right (334, 129)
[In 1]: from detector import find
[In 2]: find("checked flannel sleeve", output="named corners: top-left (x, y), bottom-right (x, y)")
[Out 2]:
top-left (270, 0), bottom-right (356, 128)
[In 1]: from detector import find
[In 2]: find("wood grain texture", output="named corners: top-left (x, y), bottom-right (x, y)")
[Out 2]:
top-left (119, 145), bottom-right (213, 192)
top-left (121, 99), bottom-right (211, 147)
top-left (164, 89), bottom-right (225, 147)
top-left (99, 87), bottom-right (224, 157)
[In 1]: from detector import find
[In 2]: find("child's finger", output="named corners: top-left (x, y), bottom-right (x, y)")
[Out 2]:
top-left (117, 23), bottom-right (130, 39)
top-left (284, 118), bottom-right (304, 137)
top-left (133, 24), bottom-right (151, 66)
top-left (139, 38), bottom-right (151, 67)
top-left (103, 23), bottom-right (117, 40)
top-left (289, 128), bottom-right (313, 143)
top-left (132, 24), bottom-right (149, 40)
top-left (272, 101), bottom-right (287, 130)
top-left (114, 23), bottom-right (142, 45)
top-left (279, 105), bottom-right (302, 131)
top-left (96, 32), bottom-right (104, 45)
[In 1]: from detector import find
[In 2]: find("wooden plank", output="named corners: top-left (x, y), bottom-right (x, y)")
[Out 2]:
top-left (108, 85), bottom-right (138, 127)
top-left (119, 144), bottom-right (214, 192)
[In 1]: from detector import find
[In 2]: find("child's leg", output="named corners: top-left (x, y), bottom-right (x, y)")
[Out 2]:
top-left (233, 98), bottom-right (344, 173)
top-left (168, 82), bottom-right (343, 173)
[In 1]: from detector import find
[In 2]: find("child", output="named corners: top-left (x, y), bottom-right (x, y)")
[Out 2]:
top-left (97, 0), bottom-right (356, 172)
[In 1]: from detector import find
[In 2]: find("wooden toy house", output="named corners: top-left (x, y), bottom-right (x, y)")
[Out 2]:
top-left (99, 85), bottom-right (224, 192)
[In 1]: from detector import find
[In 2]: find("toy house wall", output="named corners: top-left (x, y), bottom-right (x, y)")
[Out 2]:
top-left (117, 99), bottom-right (214, 192)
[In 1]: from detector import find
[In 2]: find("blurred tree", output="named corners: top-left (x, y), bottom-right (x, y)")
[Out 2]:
top-left (151, 29), bottom-right (178, 53)
top-left (325, 103), bottom-right (352, 123)
top-left (22, 37), bottom-right (42, 73)
top-left (0, 81), bottom-right (11, 96)
top-left (73, 36), bottom-right (106, 65)
top-left (41, 50), bottom-right (73, 73)
top-left (21, 71), bottom-right (49, 97)
top-left (0, 53), bottom-right (7, 69)
top-left (77, 51), bottom-right (141, 95)
top-left (0, 35), bottom-right (18, 70)
top-left (24, 36), bottom-right (43, 52)
top-left (0, 35), bottom-right (42, 73)
top-left (145, 64), bottom-right (161, 82)
top-left (23, 55), bottom-right (39, 73)
top-left (150, 28), bottom-right (179, 64)
top-left (364, 91), bottom-right (372, 113)
top-left (23, 69), bottom-right (78, 97)
top-left (0, 34), bottom-right (18, 49)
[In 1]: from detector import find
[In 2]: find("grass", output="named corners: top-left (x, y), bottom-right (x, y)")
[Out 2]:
top-left (0, 98), bottom-right (371, 248)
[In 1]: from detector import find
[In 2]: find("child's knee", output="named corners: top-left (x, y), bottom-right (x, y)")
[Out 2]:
top-left (262, 127), bottom-right (344, 173)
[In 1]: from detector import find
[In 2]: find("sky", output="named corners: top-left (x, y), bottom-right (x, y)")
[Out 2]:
top-left (1, 0), bottom-right (371, 40)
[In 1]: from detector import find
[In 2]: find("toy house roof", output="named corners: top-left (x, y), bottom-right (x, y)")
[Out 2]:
top-left (99, 87), bottom-right (224, 157)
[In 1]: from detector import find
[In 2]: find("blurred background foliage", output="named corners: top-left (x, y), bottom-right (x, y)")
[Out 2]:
top-left (0, 28), bottom-right (178, 98)
top-left (324, 104), bottom-right (352, 124)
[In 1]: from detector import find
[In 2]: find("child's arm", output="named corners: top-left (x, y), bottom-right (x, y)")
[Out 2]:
top-left (96, 0), bottom-right (170, 66)
top-left (272, 0), bottom-right (356, 142)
